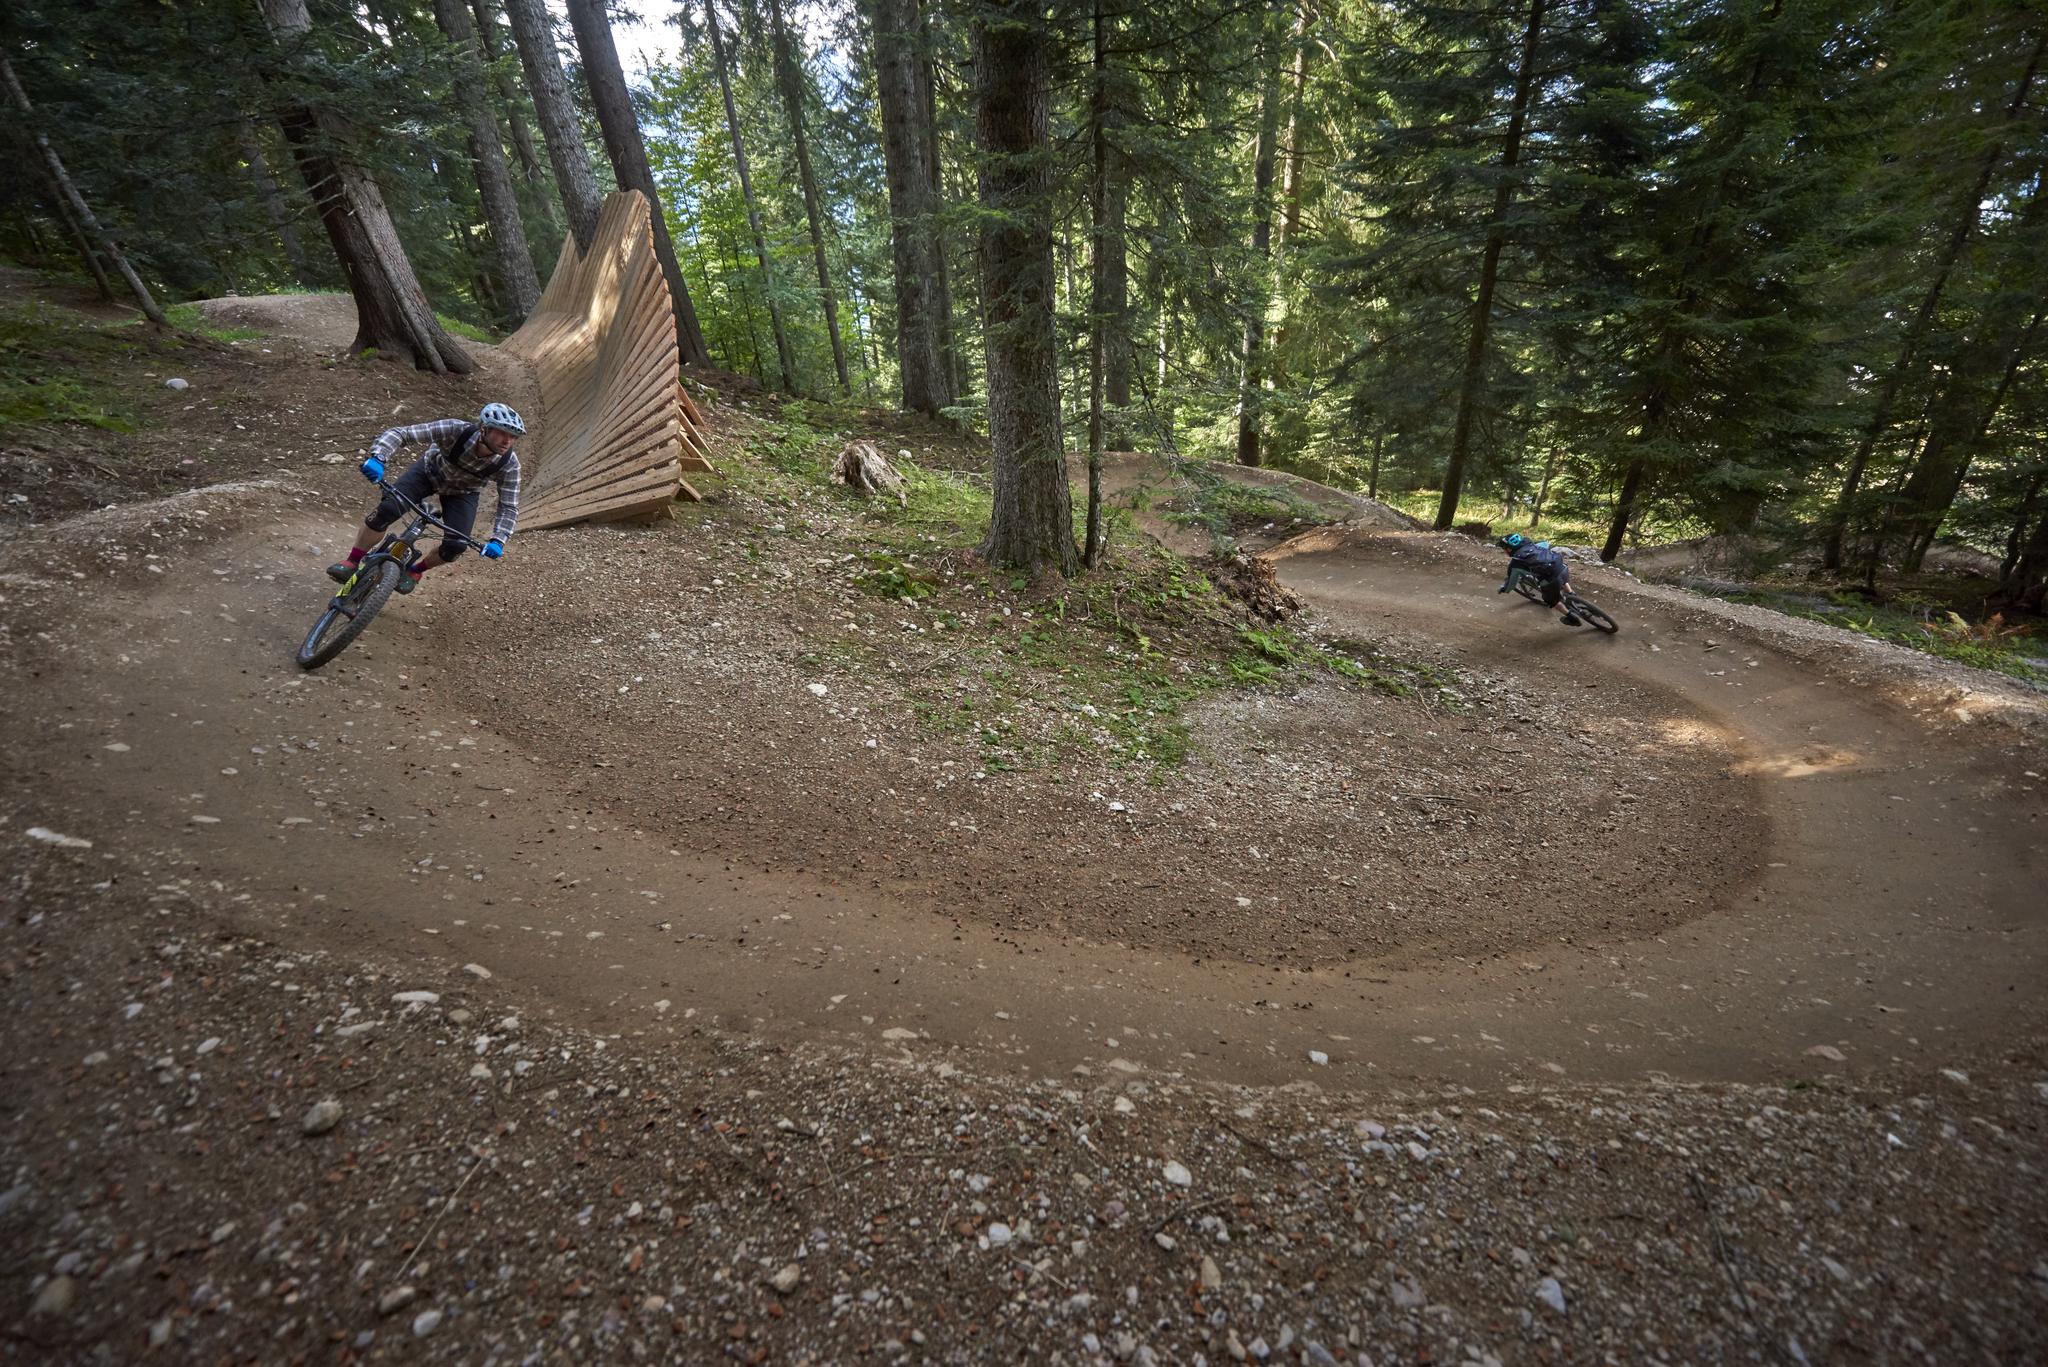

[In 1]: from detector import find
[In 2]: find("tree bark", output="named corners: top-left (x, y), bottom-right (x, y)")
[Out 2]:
top-left (975, 0), bottom-right (1076, 576)
top-left (255, 2), bottom-right (471, 370)
top-left (1432, 0), bottom-right (1545, 529)
top-left (433, 0), bottom-right (541, 322)
top-left (705, 0), bottom-right (798, 394)
top-left (1602, 455), bottom-right (1648, 562)
top-left (921, 33), bottom-right (961, 399)
top-left (769, 0), bottom-right (851, 392)
top-left (1893, 304), bottom-right (2043, 573)
top-left (1820, 32), bottom-right (2045, 569)
top-left (503, 0), bottom-right (603, 254)
top-left (870, 0), bottom-right (952, 414)
top-left (235, 117), bottom-right (313, 284)
top-left (469, 0), bottom-right (551, 204)
top-left (1531, 445), bottom-right (1559, 528)
top-left (1233, 6), bottom-right (1288, 468)
top-left (2, 55), bottom-right (164, 324)
top-left (564, 0), bottom-right (713, 366)
top-left (1085, 0), bottom-right (1109, 567)
top-left (34, 166), bottom-right (115, 302)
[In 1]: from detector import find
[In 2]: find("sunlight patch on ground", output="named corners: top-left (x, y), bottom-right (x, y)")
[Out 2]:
top-left (1731, 747), bottom-right (1862, 780)
top-left (1650, 716), bottom-right (1740, 752)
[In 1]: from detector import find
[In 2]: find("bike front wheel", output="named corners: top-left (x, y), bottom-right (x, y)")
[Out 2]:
top-left (1568, 595), bottom-right (1619, 634)
top-left (296, 560), bottom-right (401, 669)
top-left (1512, 575), bottom-right (1544, 603)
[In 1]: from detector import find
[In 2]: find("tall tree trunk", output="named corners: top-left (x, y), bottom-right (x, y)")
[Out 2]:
top-left (252, 2), bottom-right (469, 371)
top-left (1275, 5), bottom-right (1311, 255)
top-left (769, 0), bottom-right (851, 392)
top-left (920, 34), bottom-right (961, 399)
top-left (1531, 445), bottom-right (1559, 528)
top-left (1432, 0), bottom-right (1545, 529)
top-left (1999, 473), bottom-right (2043, 588)
top-left (1602, 454), bottom-right (1649, 562)
top-left (870, 0), bottom-right (952, 414)
top-left (2, 55), bottom-right (164, 325)
top-left (1233, 7), bottom-right (1288, 468)
top-left (1367, 422), bottom-right (1384, 501)
top-left (1820, 32), bottom-right (2045, 569)
top-left (1265, 5), bottom-right (1313, 392)
top-left (235, 117), bottom-right (313, 284)
top-left (469, 0), bottom-right (551, 203)
top-left (1992, 495), bottom-right (2048, 614)
top-left (705, 0), bottom-right (798, 394)
top-left (564, 0), bottom-right (713, 366)
top-left (1085, 0), bottom-right (1110, 567)
top-left (1893, 304), bottom-right (2044, 573)
top-left (975, 0), bottom-right (1076, 576)
top-left (35, 171), bottom-right (115, 302)
top-left (433, 0), bottom-right (541, 322)
top-left (503, 0), bottom-right (603, 254)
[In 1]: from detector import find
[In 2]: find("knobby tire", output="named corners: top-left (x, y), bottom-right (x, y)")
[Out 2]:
top-left (296, 560), bottom-right (401, 669)
top-left (1571, 596), bottom-right (1620, 635)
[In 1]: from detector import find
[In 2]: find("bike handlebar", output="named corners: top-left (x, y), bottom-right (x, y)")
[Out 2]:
top-left (375, 477), bottom-right (488, 551)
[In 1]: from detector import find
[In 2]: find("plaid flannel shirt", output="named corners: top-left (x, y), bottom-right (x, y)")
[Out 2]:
top-left (369, 418), bottom-right (522, 540)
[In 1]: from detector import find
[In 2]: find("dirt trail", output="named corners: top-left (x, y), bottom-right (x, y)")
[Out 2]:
top-left (4, 471), bottom-right (2040, 1096)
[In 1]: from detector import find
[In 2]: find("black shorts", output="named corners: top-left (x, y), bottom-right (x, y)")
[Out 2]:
top-left (365, 457), bottom-right (480, 558)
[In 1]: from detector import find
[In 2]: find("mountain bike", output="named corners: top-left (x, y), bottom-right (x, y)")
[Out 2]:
top-left (295, 480), bottom-right (484, 670)
top-left (1509, 570), bottom-right (1620, 634)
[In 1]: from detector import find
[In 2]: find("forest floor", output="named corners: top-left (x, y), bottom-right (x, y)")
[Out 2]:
top-left (2, 282), bottom-right (2046, 1365)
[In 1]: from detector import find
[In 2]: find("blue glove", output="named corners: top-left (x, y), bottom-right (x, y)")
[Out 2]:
top-left (482, 538), bottom-right (504, 560)
top-left (360, 456), bottom-right (385, 482)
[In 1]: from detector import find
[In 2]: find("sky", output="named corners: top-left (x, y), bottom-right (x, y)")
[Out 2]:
top-left (545, 2), bottom-right (685, 82)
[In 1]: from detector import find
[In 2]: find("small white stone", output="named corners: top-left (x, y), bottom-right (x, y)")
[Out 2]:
top-left (770, 1264), bottom-right (802, 1293)
top-left (462, 963), bottom-right (491, 980)
top-left (25, 827), bottom-right (92, 850)
top-left (985, 1222), bottom-right (1012, 1247)
top-left (1162, 1160), bottom-right (1192, 1187)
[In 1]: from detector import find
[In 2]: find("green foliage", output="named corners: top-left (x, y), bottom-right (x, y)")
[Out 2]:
top-left (0, 304), bottom-right (142, 432)
top-left (1716, 588), bottom-right (2048, 687)
top-left (164, 304), bottom-right (265, 344)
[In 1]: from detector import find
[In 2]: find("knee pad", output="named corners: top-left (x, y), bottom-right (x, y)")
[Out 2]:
top-left (435, 541), bottom-right (468, 564)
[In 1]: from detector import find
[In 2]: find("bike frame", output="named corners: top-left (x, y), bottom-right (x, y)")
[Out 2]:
top-left (329, 480), bottom-right (482, 605)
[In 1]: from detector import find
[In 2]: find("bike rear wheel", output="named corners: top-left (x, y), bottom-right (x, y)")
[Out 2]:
top-left (1512, 575), bottom-right (1544, 603)
top-left (296, 560), bottom-right (400, 669)
top-left (1568, 595), bottom-right (1619, 634)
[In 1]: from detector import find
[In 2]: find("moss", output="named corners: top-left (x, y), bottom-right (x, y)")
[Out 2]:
top-left (0, 303), bottom-right (144, 433)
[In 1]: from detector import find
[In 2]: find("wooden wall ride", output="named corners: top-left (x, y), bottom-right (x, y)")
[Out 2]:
top-left (501, 190), bottom-right (714, 527)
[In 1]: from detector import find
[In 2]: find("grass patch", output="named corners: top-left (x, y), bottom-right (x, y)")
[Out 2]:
top-left (1715, 587), bottom-right (2048, 687)
top-left (437, 313), bottom-right (499, 345)
top-left (722, 401), bottom-right (1466, 773)
top-left (164, 302), bottom-right (265, 344)
top-left (0, 302), bottom-right (144, 433)
top-left (1163, 460), bottom-right (1342, 548)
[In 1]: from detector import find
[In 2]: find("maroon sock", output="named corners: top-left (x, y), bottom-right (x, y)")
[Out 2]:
top-left (346, 547), bottom-right (366, 565)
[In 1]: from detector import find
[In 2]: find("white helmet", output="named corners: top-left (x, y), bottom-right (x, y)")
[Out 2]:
top-left (479, 402), bottom-right (525, 436)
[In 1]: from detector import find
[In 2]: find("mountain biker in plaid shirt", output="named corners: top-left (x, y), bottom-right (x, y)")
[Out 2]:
top-left (327, 403), bottom-right (524, 595)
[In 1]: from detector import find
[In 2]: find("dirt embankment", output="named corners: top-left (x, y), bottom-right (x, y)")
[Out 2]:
top-left (2, 287), bottom-right (2044, 1363)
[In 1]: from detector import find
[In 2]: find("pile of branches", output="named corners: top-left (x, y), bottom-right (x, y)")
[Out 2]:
top-left (1204, 551), bottom-right (1301, 623)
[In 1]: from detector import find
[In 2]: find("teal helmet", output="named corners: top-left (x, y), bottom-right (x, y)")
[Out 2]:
top-left (1498, 532), bottom-right (1525, 550)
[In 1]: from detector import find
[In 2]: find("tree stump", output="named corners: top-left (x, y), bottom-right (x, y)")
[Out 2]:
top-left (831, 441), bottom-right (908, 507)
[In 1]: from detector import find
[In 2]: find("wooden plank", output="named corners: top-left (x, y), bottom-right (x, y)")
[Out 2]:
top-left (502, 189), bottom-right (694, 530)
